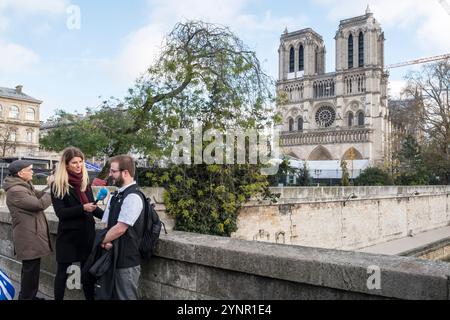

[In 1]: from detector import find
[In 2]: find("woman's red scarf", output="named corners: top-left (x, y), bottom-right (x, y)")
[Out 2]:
top-left (68, 171), bottom-right (89, 204)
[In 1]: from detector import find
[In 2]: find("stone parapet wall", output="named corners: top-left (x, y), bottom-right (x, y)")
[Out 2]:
top-left (1, 209), bottom-right (450, 300)
top-left (236, 186), bottom-right (450, 251)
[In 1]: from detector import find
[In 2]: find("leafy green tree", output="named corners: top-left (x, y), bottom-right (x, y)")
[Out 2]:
top-left (354, 167), bottom-right (393, 186)
top-left (268, 159), bottom-right (311, 187)
top-left (402, 60), bottom-right (450, 183)
top-left (124, 21), bottom-right (274, 149)
top-left (42, 21), bottom-right (279, 236)
top-left (422, 142), bottom-right (450, 185)
top-left (296, 161), bottom-right (312, 186)
top-left (268, 158), bottom-right (289, 186)
top-left (135, 21), bottom-right (277, 236)
top-left (41, 104), bottom-right (159, 178)
top-left (395, 135), bottom-right (429, 185)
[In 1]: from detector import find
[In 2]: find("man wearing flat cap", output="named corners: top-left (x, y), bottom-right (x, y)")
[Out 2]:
top-left (3, 160), bottom-right (54, 300)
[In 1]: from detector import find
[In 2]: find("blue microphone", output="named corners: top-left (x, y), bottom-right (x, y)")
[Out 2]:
top-left (94, 188), bottom-right (108, 205)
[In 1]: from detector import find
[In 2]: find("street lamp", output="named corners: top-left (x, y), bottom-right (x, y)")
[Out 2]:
top-left (343, 193), bottom-right (358, 207)
top-left (314, 169), bottom-right (322, 187)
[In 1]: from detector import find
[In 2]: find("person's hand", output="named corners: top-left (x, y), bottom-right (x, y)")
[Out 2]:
top-left (83, 203), bottom-right (97, 213)
top-left (101, 242), bottom-right (113, 251)
top-left (46, 174), bottom-right (55, 186)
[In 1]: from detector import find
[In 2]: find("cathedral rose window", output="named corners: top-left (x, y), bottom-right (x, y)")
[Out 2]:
top-left (315, 106), bottom-right (336, 128)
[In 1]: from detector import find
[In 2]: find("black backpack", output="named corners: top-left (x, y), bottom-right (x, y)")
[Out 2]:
top-left (136, 190), bottom-right (168, 260)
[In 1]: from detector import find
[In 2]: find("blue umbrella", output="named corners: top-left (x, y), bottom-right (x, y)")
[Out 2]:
top-left (0, 269), bottom-right (15, 300)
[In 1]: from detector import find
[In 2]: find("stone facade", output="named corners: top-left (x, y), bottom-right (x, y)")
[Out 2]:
top-left (277, 8), bottom-right (391, 165)
top-left (0, 85), bottom-right (42, 157)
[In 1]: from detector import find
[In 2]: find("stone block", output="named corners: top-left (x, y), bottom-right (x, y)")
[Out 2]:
top-left (141, 258), bottom-right (197, 292)
top-left (195, 266), bottom-right (265, 300)
top-left (139, 279), bottom-right (162, 300)
top-left (161, 285), bottom-right (206, 300)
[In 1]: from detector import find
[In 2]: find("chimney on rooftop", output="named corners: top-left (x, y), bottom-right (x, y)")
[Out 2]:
top-left (15, 85), bottom-right (23, 94)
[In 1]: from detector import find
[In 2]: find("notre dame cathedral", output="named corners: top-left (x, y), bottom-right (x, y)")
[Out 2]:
top-left (277, 7), bottom-right (392, 172)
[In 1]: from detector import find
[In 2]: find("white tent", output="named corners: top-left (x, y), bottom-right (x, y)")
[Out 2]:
top-left (288, 159), bottom-right (370, 179)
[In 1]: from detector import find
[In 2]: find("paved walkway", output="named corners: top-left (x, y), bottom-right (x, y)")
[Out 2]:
top-left (358, 226), bottom-right (450, 256)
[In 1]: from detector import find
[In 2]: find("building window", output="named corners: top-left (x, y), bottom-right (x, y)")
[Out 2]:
top-left (357, 111), bottom-right (365, 126)
top-left (27, 131), bottom-right (33, 143)
top-left (298, 117), bottom-right (304, 131)
top-left (358, 32), bottom-right (364, 67)
top-left (348, 34), bottom-right (354, 69)
top-left (10, 106), bottom-right (19, 119)
top-left (26, 107), bottom-right (35, 121)
top-left (288, 175), bottom-right (295, 185)
top-left (9, 130), bottom-right (17, 142)
top-left (315, 106), bottom-right (336, 128)
top-left (289, 47), bottom-right (295, 73)
top-left (299, 45), bottom-right (304, 71)
top-left (348, 112), bottom-right (354, 127)
top-left (289, 118), bottom-right (294, 132)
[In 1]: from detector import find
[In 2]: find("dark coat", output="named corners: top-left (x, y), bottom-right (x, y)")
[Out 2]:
top-left (51, 185), bottom-right (103, 263)
top-left (4, 177), bottom-right (53, 261)
top-left (82, 229), bottom-right (117, 300)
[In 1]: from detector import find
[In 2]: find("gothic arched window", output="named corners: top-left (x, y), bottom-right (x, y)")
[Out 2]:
top-left (357, 111), bottom-right (365, 126)
top-left (358, 32), bottom-right (364, 67)
top-left (299, 45), bottom-right (304, 71)
top-left (348, 34), bottom-right (354, 69)
top-left (289, 118), bottom-right (294, 132)
top-left (298, 117), bottom-right (304, 131)
top-left (315, 47), bottom-right (319, 74)
top-left (289, 47), bottom-right (295, 73)
top-left (348, 112), bottom-right (354, 127)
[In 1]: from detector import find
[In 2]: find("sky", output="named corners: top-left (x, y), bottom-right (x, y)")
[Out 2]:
top-left (1, 0), bottom-right (450, 121)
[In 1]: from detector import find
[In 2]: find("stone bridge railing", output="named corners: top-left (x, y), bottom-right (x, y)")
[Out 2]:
top-left (1, 209), bottom-right (450, 300)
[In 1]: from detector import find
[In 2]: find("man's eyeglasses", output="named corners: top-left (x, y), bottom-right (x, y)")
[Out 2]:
top-left (109, 168), bottom-right (124, 174)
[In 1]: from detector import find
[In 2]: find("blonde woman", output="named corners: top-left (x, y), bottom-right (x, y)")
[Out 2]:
top-left (51, 147), bottom-right (103, 300)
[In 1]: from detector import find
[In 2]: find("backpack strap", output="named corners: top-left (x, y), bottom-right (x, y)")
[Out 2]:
top-left (108, 185), bottom-right (145, 235)
top-left (122, 187), bottom-right (150, 238)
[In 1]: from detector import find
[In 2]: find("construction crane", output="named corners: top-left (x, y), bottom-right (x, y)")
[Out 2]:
top-left (386, 53), bottom-right (450, 70)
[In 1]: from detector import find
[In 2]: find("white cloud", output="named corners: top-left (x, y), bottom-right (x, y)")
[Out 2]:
top-left (0, 14), bottom-right (8, 31)
top-left (0, 40), bottom-right (39, 72)
top-left (416, 3), bottom-right (450, 52)
top-left (0, 0), bottom-right (69, 16)
top-left (0, 0), bottom-right (68, 32)
top-left (388, 80), bottom-right (408, 99)
top-left (146, 0), bottom-right (251, 26)
top-left (0, 0), bottom-right (70, 72)
top-left (31, 22), bottom-right (52, 36)
top-left (312, 0), bottom-right (450, 53)
top-left (235, 10), bottom-right (308, 33)
top-left (111, 23), bottom-right (166, 82)
top-left (113, 0), bottom-right (306, 83)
